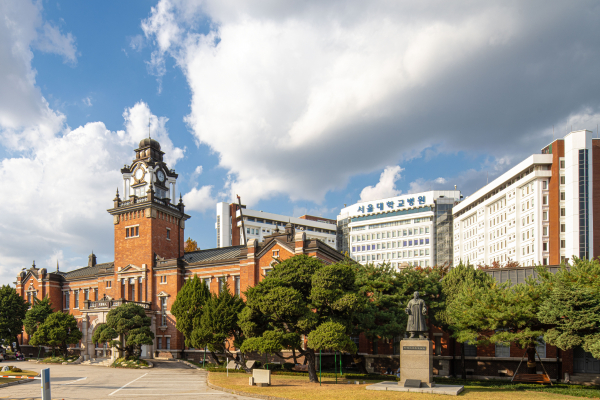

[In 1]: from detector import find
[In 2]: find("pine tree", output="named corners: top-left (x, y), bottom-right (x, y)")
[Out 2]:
top-left (239, 255), bottom-right (362, 382)
top-left (538, 258), bottom-right (600, 358)
top-left (92, 302), bottom-right (154, 358)
top-left (0, 285), bottom-right (29, 352)
top-left (30, 312), bottom-right (82, 357)
top-left (190, 282), bottom-right (247, 369)
top-left (171, 275), bottom-right (211, 347)
top-left (441, 262), bottom-right (494, 378)
top-left (447, 265), bottom-right (552, 373)
top-left (24, 297), bottom-right (54, 337)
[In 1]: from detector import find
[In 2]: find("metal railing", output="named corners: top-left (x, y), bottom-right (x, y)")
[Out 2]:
top-left (83, 299), bottom-right (151, 310)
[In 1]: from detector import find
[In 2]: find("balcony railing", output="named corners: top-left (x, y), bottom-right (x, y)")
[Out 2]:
top-left (83, 299), bottom-right (151, 310)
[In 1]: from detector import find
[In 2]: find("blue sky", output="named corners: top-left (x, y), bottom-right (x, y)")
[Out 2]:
top-left (1, 0), bottom-right (600, 284)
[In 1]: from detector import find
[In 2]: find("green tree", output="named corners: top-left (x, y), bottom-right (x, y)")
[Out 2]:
top-left (0, 285), bottom-right (29, 352)
top-left (189, 283), bottom-right (248, 369)
top-left (239, 255), bottom-right (362, 382)
top-left (441, 262), bottom-right (494, 378)
top-left (171, 275), bottom-right (211, 348)
top-left (447, 265), bottom-right (552, 374)
top-left (24, 297), bottom-right (54, 337)
top-left (92, 303), bottom-right (154, 358)
top-left (351, 262), bottom-right (403, 372)
top-left (30, 312), bottom-right (82, 357)
top-left (538, 258), bottom-right (600, 358)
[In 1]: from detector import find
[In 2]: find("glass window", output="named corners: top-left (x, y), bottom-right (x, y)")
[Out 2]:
top-left (495, 342), bottom-right (510, 357)
top-left (234, 276), bottom-right (240, 296)
top-left (166, 337), bottom-right (171, 350)
top-left (74, 290), bottom-right (79, 308)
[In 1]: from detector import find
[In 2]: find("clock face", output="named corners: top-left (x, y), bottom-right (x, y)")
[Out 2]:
top-left (134, 168), bottom-right (144, 180)
top-left (157, 170), bottom-right (165, 182)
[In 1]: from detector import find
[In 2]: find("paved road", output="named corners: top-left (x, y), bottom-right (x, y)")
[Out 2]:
top-left (0, 360), bottom-right (253, 399)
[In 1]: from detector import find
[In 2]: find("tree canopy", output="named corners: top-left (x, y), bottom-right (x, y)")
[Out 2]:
top-left (24, 297), bottom-right (54, 337)
top-left (239, 255), bottom-right (361, 382)
top-left (184, 237), bottom-right (199, 252)
top-left (171, 275), bottom-right (211, 347)
top-left (189, 282), bottom-right (247, 368)
top-left (538, 258), bottom-right (600, 358)
top-left (441, 262), bottom-right (494, 378)
top-left (92, 302), bottom-right (154, 358)
top-left (30, 312), bottom-right (82, 357)
top-left (0, 285), bottom-right (29, 352)
top-left (447, 265), bottom-right (553, 373)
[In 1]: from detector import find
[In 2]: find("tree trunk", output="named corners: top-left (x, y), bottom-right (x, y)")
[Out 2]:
top-left (210, 350), bottom-right (220, 365)
top-left (460, 342), bottom-right (466, 380)
top-left (305, 349), bottom-right (318, 383)
top-left (526, 342), bottom-right (537, 374)
top-left (292, 348), bottom-right (298, 364)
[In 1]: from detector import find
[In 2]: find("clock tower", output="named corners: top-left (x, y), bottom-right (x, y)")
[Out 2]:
top-left (107, 138), bottom-right (190, 302)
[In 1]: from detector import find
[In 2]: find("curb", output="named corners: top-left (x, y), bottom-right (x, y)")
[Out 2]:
top-left (175, 359), bottom-right (204, 370)
top-left (0, 378), bottom-right (36, 389)
top-left (207, 380), bottom-right (292, 400)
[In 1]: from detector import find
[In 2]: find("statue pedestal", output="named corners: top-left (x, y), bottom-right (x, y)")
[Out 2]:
top-left (399, 339), bottom-right (433, 388)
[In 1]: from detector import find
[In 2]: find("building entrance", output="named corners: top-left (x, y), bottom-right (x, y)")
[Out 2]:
top-left (574, 347), bottom-right (600, 373)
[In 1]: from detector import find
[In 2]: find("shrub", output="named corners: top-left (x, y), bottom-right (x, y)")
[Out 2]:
top-left (10, 367), bottom-right (22, 373)
top-left (263, 363), bottom-right (282, 370)
top-left (283, 363), bottom-right (295, 371)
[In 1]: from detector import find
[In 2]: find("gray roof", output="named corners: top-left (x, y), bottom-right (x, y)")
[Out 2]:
top-left (64, 262), bottom-right (114, 280)
top-left (184, 246), bottom-right (245, 264)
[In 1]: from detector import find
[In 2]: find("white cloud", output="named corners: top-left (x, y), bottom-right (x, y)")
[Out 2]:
top-left (35, 22), bottom-right (77, 64)
top-left (0, 1), bottom-right (184, 285)
top-left (183, 185), bottom-right (216, 213)
top-left (82, 96), bottom-right (93, 107)
top-left (359, 166), bottom-right (404, 202)
top-left (122, 101), bottom-right (185, 167)
top-left (141, 1), bottom-right (600, 207)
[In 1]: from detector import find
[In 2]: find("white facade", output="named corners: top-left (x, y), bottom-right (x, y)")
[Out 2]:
top-left (216, 202), bottom-right (337, 248)
top-left (338, 191), bottom-right (461, 267)
top-left (453, 129), bottom-right (595, 267)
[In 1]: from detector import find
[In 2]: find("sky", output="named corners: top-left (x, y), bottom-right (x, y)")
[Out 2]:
top-left (1, 0), bottom-right (600, 285)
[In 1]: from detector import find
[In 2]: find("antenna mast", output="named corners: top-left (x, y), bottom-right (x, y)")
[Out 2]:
top-left (237, 195), bottom-right (247, 245)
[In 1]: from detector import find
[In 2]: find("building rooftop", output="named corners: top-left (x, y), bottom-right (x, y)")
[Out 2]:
top-left (64, 262), bottom-right (114, 279)
top-left (183, 245), bottom-right (246, 264)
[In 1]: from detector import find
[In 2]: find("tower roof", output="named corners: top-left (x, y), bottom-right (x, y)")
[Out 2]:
top-left (138, 138), bottom-right (161, 151)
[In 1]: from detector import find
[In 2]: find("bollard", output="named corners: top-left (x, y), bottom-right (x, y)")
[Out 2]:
top-left (41, 368), bottom-right (51, 400)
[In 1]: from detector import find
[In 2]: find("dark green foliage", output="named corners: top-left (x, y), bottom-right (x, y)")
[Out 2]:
top-left (538, 258), bottom-right (600, 358)
top-left (171, 275), bottom-right (211, 347)
top-left (353, 263), bottom-right (404, 344)
top-left (30, 312), bottom-right (82, 357)
top-left (92, 302), bottom-right (154, 358)
top-left (24, 297), bottom-right (54, 337)
top-left (239, 255), bottom-right (362, 382)
top-left (190, 282), bottom-right (245, 355)
top-left (0, 285), bottom-right (29, 351)
top-left (447, 265), bottom-right (551, 347)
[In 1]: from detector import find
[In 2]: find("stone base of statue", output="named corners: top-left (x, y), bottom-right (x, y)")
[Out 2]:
top-left (399, 338), bottom-right (433, 388)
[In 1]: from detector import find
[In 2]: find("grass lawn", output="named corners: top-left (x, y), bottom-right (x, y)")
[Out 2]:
top-left (0, 369), bottom-right (38, 384)
top-left (209, 372), bottom-right (600, 400)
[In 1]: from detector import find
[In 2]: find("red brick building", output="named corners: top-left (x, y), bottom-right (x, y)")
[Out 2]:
top-left (15, 138), bottom-right (345, 360)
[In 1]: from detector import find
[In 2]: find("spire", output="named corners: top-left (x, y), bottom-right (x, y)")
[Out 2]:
top-left (32, 260), bottom-right (35, 268)
top-left (56, 260), bottom-right (59, 272)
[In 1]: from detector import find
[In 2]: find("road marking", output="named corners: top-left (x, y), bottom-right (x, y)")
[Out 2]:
top-left (55, 376), bottom-right (87, 385)
top-left (108, 373), bottom-right (148, 396)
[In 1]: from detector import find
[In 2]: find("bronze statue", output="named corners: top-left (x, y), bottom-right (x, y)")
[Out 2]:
top-left (405, 291), bottom-right (427, 339)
